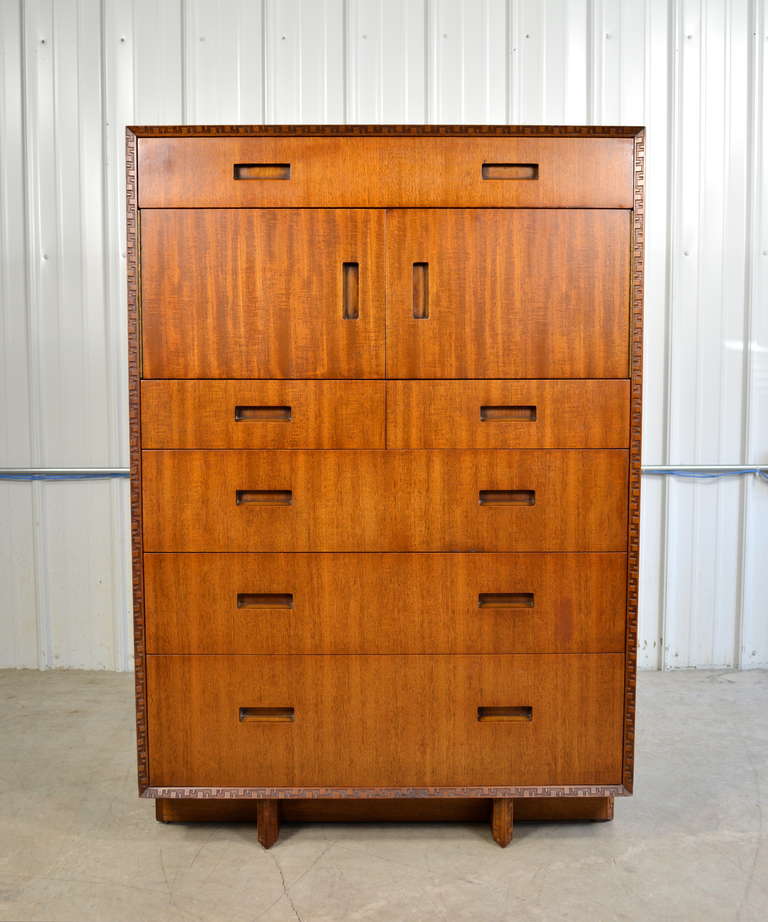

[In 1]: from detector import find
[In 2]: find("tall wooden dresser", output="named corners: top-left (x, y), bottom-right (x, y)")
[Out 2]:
top-left (128, 125), bottom-right (644, 848)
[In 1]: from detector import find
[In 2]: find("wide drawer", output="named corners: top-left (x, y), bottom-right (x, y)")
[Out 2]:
top-left (146, 653), bottom-right (625, 788)
top-left (387, 380), bottom-right (630, 449)
top-left (141, 450), bottom-right (628, 552)
top-left (141, 380), bottom-right (385, 449)
top-left (144, 552), bottom-right (627, 654)
top-left (137, 136), bottom-right (635, 208)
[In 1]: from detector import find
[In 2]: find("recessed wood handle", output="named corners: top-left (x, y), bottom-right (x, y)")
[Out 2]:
top-left (234, 163), bottom-right (291, 180)
top-left (479, 490), bottom-right (535, 506)
top-left (479, 593), bottom-right (534, 609)
top-left (235, 405), bottom-right (291, 422)
top-left (412, 262), bottom-right (429, 318)
top-left (481, 163), bottom-right (538, 180)
top-left (478, 706), bottom-right (533, 722)
top-left (342, 262), bottom-right (359, 319)
top-left (239, 707), bottom-right (295, 722)
top-left (480, 405), bottom-right (537, 422)
top-left (236, 490), bottom-right (292, 505)
top-left (237, 593), bottom-right (294, 609)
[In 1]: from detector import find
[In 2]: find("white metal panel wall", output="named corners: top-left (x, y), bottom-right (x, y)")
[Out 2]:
top-left (0, 0), bottom-right (766, 670)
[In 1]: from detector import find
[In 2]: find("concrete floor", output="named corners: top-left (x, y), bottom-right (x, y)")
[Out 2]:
top-left (0, 671), bottom-right (766, 922)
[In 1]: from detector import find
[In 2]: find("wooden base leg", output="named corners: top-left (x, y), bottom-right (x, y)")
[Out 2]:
top-left (257, 799), bottom-right (280, 848)
top-left (594, 796), bottom-right (614, 821)
top-left (491, 798), bottom-right (513, 847)
top-left (155, 799), bottom-right (170, 823)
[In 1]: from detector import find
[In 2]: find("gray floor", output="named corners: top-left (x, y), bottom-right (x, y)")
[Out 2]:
top-left (0, 670), bottom-right (766, 922)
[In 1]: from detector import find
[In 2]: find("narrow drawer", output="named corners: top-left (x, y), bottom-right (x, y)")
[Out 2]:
top-left (387, 380), bottom-right (630, 449)
top-left (138, 136), bottom-right (634, 208)
top-left (146, 653), bottom-right (625, 788)
top-left (144, 552), bottom-right (627, 654)
top-left (141, 381), bottom-right (385, 449)
top-left (141, 449), bottom-right (628, 553)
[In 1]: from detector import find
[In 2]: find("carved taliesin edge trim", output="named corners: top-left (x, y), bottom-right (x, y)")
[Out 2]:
top-left (126, 124), bottom-right (643, 139)
top-left (127, 128), bottom-right (149, 794)
top-left (144, 785), bottom-right (630, 800)
top-left (623, 129), bottom-right (645, 794)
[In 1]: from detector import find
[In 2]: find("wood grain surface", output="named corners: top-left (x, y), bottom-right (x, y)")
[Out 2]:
top-left (144, 552), bottom-right (627, 654)
top-left (141, 449), bottom-right (628, 552)
top-left (137, 136), bottom-right (634, 208)
top-left (387, 380), bottom-right (630, 448)
top-left (146, 653), bottom-right (625, 788)
top-left (386, 209), bottom-right (630, 379)
top-left (141, 209), bottom-right (385, 379)
top-left (141, 380), bottom-right (386, 449)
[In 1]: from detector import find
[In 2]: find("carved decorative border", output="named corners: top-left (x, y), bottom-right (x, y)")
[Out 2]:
top-left (126, 128), bottom-right (148, 793)
top-left (128, 124), bottom-right (644, 800)
top-left (145, 785), bottom-right (630, 800)
top-left (623, 129), bottom-right (645, 793)
top-left (127, 124), bottom-right (642, 139)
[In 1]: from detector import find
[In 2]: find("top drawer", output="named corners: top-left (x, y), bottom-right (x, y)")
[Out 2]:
top-left (137, 137), bottom-right (634, 209)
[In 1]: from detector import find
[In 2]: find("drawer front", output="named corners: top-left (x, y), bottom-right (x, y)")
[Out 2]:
top-left (387, 380), bottom-right (630, 449)
top-left (386, 209), bottom-right (630, 379)
top-left (141, 209), bottom-right (385, 379)
top-left (144, 552), bottom-right (627, 654)
top-left (147, 653), bottom-right (625, 787)
top-left (141, 380), bottom-right (385, 449)
top-left (138, 136), bottom-right (634, 208)
top-left (142, 450), bottom-right (628, 552)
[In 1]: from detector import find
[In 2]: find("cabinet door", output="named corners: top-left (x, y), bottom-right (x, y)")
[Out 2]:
top-left (141, 209), bottom-right (385, 378)
top-left (386, 209), bottom-right (630, 379)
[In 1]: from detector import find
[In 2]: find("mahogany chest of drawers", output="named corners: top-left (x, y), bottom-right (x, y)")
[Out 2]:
top-left (128, 125), bottom-right (644, 847)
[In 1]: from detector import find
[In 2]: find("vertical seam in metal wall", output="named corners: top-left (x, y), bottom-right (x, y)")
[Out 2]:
top-left (98, 0), bottom-right (116, 669)
top-left (645, 0), bottom-right (667, 671)
top-left (13, 0), bottom-right (39, 667)
top-left (661, 0), bottom-right (681, 670)
top-left (509, 0), bottom-right (519, 123)
top-left (736, 0), bottom-right (762, 667)
top-left (261, 0), bottom-right (268, 122)
top-left (504, 0), bottom-right (511, 123)
top-left (342, 0), bottom-right (348, 123)
top-left (721, 0), bottom-right (741, 669)
top-left (587, 0), bottom-right (597, 124)
top-left (426, 0), bottom-right (434, 122)
top-left (8, 0), bottom-right (33, 471)
top-left (716, 0), bottom-right (730, 666)
top-left (380, 0), bottom-right (386, 122)
top-left (297, 0), bottom-right (303, 120)
top-left (692, 0), bottom-right (704, 665)
top-left (21, 0), bottom-right (51, 669)
top-left (235, 0), bottom-right (241, 120)
top-left (180, 0), bottom-right (187, 123)
top-left (99, 0), bottom-right (127, 671)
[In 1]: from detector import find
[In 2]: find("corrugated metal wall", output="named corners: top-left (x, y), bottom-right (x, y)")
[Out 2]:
top-left (0, 0), bottom-right (766, 671)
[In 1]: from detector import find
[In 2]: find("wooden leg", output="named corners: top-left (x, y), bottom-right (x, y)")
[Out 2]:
top-left (491, 798), bottom-right (513, 847)
top-left (155, 799), bottom-right (170, 823)
top-left (257, 799), bottom-right (280, 849)
top-left (593, 796), bottom-right (614, 821)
